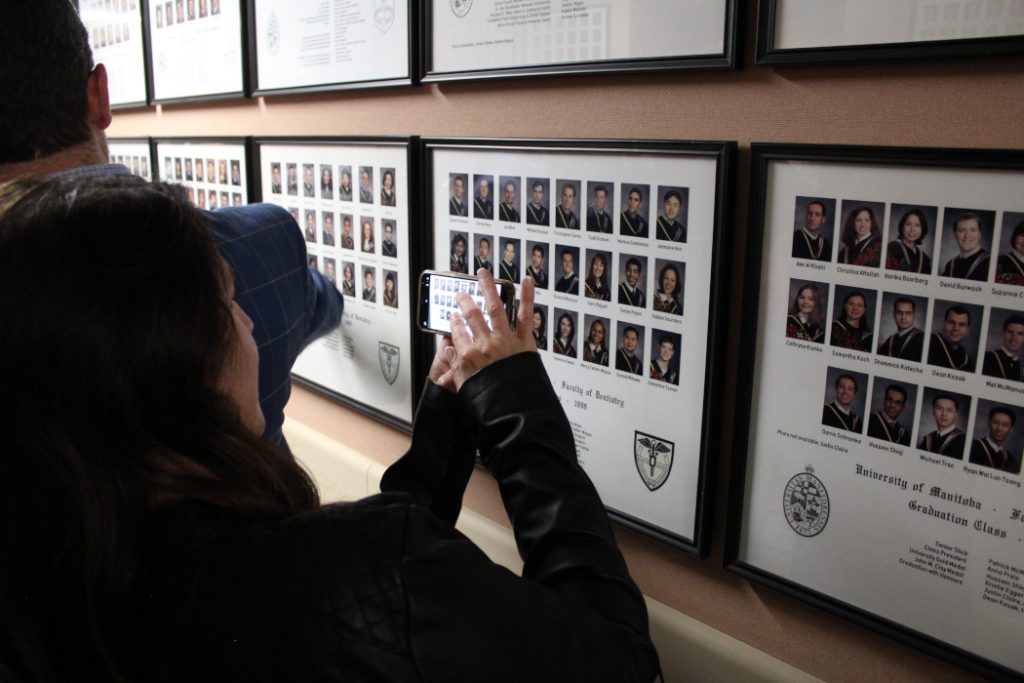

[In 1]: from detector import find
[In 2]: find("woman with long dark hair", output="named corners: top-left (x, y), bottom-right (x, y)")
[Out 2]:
top-left (838, 205), bottom-right (882, 268)
top-left (553, 311), bottom-right (576, 357)
top-left (831, 290), bottom-right (873, 351)
top-left (0, 178), bottom-right (657, 683)
top-left (584, 252), bottom-right (611, 301)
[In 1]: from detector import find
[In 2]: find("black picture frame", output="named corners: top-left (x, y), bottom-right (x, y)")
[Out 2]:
top-left (252, 136), bottom-right (427, 432)
top-left (153, 136), bottom-right (255, 201)
top-left (246, 0), bottom-right (418, 96)
top-left (146, 0), bottom-right (250, 105)
top-left (421, 0), bottom-right (739, 83)
top-left (756, 0), bottom-right (1024, 65)
top-left (726, 142), bottom-right (1024, 681)
top-left (421, 137), bottom-right (735, 554)
top-left (106, 136), bottom-right (158, 179)
top-left (78, 0), bottom-right (153, 109)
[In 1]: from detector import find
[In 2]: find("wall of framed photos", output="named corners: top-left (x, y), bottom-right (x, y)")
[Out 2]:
top-left (107, 2), bottom-right (1022, 681)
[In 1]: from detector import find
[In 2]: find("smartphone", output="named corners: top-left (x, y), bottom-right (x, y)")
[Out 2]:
top-left (417, 270), bottom-right (516, 335)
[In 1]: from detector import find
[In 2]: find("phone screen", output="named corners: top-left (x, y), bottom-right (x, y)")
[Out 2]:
top-left (420, 272), bottom-right (512, 335)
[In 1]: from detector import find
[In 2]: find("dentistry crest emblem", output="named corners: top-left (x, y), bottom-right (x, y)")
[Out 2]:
top-left (374, 0), bottom-right (394, 33)
top-left (634, 431), bottom-right (673, 491)
top-left (379, 342), bottom-right (400, 385)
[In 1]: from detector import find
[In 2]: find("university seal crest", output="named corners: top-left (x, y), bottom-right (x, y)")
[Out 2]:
top-left (379, 342), bottom-right (400, 385)
top-left (634, 431), bottom-right (673, 491)
top-left (449, 0), bottom-right (472, 19)
top-left (783, 467), bottom-right (830, 537)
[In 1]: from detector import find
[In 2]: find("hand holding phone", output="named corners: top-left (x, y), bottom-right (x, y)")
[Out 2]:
top-left (417, 270), bottom-right (515, 336)
top-left (431, 269), bottom-right (536, 392)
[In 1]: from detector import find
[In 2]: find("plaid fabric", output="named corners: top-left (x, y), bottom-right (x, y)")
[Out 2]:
top-left (48, 165), bottom-right (342, 447)
top-left (205, 204), bottom-right (343, 446)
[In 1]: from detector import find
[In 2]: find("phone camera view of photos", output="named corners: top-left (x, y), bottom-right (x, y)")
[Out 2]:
top-left (417, 270), bottom-right (516, 336)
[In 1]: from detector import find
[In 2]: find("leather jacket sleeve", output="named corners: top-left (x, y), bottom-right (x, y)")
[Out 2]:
top-left (379, 380), bottom-right (476, 525)
top-left (397, 352), bottom-right (659, 682)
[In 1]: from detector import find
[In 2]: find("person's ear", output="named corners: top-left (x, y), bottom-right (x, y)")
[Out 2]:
top-left (86, 65), bottom-right (113, 131)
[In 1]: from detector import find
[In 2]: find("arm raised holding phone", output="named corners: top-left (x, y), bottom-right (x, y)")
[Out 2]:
top-left (380, 269), bottom-right (660, 682)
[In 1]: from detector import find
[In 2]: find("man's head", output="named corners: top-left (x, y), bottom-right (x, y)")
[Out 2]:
top-left (804, 201), bottom-right (827, 233)
top-left (360, 169), bottom-right (370, 190)
top-left (453, 176), bottom-right (464, 199)
top-left (1002, 315), bottom-right (1024, 355)
top-left (561, 249), bottom-right (574, 275)
top-left (1, 3), bottom-right (109, 166)
top-left (953, 213), bottom-right (982, 253)
top-left (531, 245), bottom-right (544, 269)
top-left (627, 188), bottom-right (642, 214)
top-left (271, 164), bottom-right (281, 185)
top-left (364, 269), bottom-right (374, 287)
top-left (663, 190), bottom-right (682, 221)
top-left (478, 237), bottom-right (490, 258)
top-left (987, 407), bottom-right (1016, 444)
top-left (943, 306), bottom-right (971, 344)
top-left (932, 394), bottom-right (959, 430)
top-left (834, 374), bottom-right (857, 408)
top-left (892, 298), bottom-right (916, 331)
top-left (504, 181), bottom-right (516, 205)
top-left (561, 183), bottom-right (576, 211)
top-left (531, 181), bottom-right (544, 205)
top-left (384, 222), bottom-right (394, 243)
top-left (503, 241), bottom-right (516, 263)
top-left (625, 257), bottom-right (641, 287)
top-left (593, 186), bottom-right (608, 211)
top-left (342, 216), bottom-right (352, 236)
top-left (882, 385), bottom-right (908, 421)
top-left (478, 178), bottom-right (490, 199)
top-left (622, 326), bottom-right (639, 353)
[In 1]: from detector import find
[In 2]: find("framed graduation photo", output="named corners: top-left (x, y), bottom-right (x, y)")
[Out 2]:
top-left (422, 0), bottom-right (739, 82)
top-left (247, 0), bottom-right (415, 95)
top-left (107, 137), bottom-right (155, 180)
top-left (146, 0), bottom-right (248, 103)
top-left (727, 143), bottom-right (1024, 681)
top-left (79, 0), bottom-right (151, 107)
top-left (756, 0), bottom-right (1024, 64)
top-left (422, 137), bottom-right (735, 554)
top-left (254, 137), bottom-right (425, 430)
top-left (154, 137), bottom-right (253, 210)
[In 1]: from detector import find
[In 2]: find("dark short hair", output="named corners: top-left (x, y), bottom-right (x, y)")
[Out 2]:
top-left (989, 406), bottom-right (1017, 426)
top-left (1004, 314), bottom-right (1024, 331)
top-left (560, 248), bottom-right (574, 261)
top-left (532, 244), bottom-right (544, 257)
top-left (623, 325), bottom-right (638, 339)
top-left (807, 200), bottom-right (828, 218)
top-left (593, 185), bottom-right (607, 196)
top-left (479, 236), bottom-right (490, 247)
top-left (944, 305), bottom-right (971, 327)
top-left (664, 190), bottom-right (682, 204)
top-left (0, 3), bottom-right (96, 162)
top-left (893, 297), bottom-right (915, 311)
top-left (835, 373), bottom-right (858, 393)
top-left (953, 212), bottom-right (982, 231)
top-left (657, 334), bottom-right (676, 349)
top-left (884, 384), bottom-right (907, 402)
top-left (532, 180), bottom-right (544, 192)
top-left (932, 393), bottom-right (959, 410)
top-left (625, 257), bottom-right (642, 272)
top-left (628, 187), bottom-right (643, 201)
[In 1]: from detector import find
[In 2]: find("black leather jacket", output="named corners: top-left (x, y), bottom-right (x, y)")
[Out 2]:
top-left (127, 353), bottom-right (659, 682)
